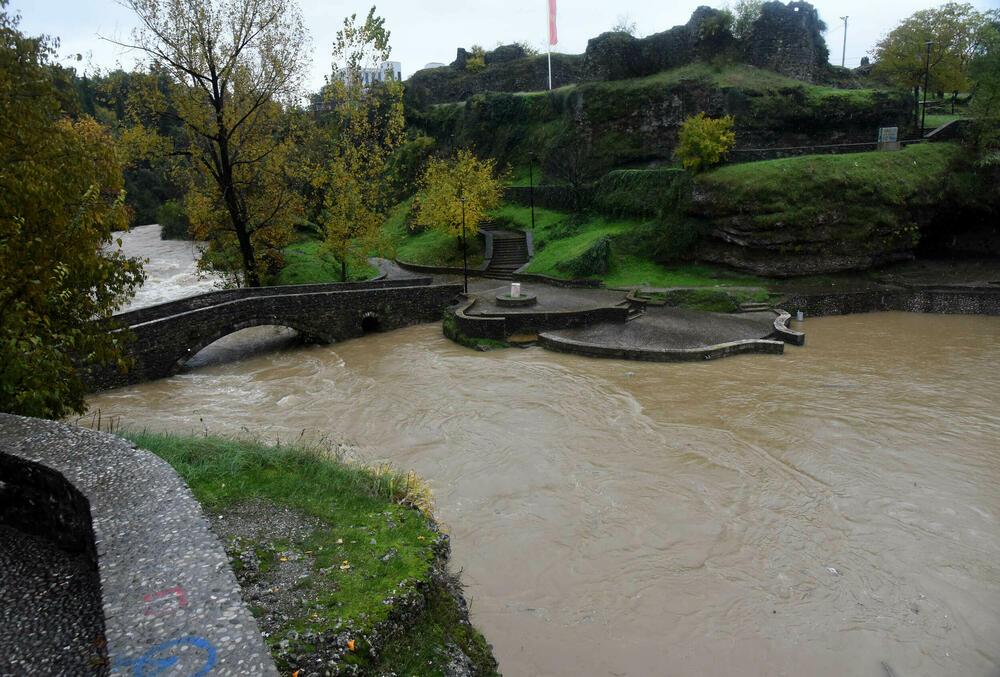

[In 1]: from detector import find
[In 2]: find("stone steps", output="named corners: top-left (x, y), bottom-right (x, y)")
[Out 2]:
top-left (484, 230), bottom-right (530, 279)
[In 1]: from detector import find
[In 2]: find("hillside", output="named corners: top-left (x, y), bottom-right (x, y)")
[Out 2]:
top-left (410, 63), bottom-right (910, 183)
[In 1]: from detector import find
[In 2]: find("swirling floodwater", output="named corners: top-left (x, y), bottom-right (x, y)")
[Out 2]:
top-left (88, 228), bottom-right (1000, 677)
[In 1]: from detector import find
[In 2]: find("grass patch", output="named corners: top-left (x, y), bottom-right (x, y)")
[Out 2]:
top-left (271, 237), bottom-right (378, 285)
top-left (120, 431), bottom-right (497, 676)
top-left (491, 203), bottom-right (766, 288)
top-left (695, 143), bottom-right (962, 248)
top-left (923, 113), bottom-right (963, 129)
top-left (384, 200), bottom-right (484, 267)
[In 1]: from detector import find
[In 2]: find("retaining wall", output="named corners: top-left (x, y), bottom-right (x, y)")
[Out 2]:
top-left (783, 287), bottom-right (1000, 317)
top-left (451, 298), bottom-right (628, 339)
top-left (538, 333), bottom-right (786, 361)
top-left (0, 414), bottom-right (277, 676)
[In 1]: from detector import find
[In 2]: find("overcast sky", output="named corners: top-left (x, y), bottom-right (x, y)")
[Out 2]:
top-left (10, 0), bottom-right (1000, 94)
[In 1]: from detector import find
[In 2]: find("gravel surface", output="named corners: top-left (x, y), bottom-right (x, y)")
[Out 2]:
top-left (0, 525), bottom-right (107, 677)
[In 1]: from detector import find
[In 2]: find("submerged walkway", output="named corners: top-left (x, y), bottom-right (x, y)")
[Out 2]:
top-left (457, 279), bottom-right (797, 361)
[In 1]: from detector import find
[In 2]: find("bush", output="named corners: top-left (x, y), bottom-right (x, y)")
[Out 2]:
top-left (614, 215), bottom-right (708, 262)
top-left (675, 112), bottom-right (735, 173)
top-left (157, 200), bottom-right (192, 240)
top-left (590, 168), bottom-right (687, 217)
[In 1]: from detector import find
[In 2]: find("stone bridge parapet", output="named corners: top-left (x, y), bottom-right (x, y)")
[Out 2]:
top-left (90, 279), bottom-right (462, 390)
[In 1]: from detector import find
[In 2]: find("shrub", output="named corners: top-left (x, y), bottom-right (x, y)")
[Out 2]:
top-left (465, 45), bottom-right (486, 72)
top-left (157, 200), bottom-right (192, 240)
top-left (675, 112), bottom-right (735, 174)
top-left (557, 235), bottom-right (611, 277)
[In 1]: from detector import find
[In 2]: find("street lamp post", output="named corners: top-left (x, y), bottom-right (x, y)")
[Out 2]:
top-left (921, 41), bottom-right (933, 138)
top-left (460, 197), bottom-right (468, 294)
top-left (528, 152), bottom-right (536, 233)
top-left (839, 16), bottom-right (848, 68)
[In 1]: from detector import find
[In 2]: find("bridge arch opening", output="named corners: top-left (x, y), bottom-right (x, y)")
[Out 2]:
top-left (176, 320), bottom-right (321, 373)
top-left (361, 312), bottom-right (381, 334)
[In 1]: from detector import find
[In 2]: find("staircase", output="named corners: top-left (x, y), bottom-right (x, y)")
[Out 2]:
top-left (620, 299), bottom-right (646, 322)
top-left (484, 230), bottom-right (529, 280)
top-left (738, 302), bottom-right (772, 313)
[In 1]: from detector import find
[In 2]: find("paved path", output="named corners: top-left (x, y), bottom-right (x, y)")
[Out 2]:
top-left (548, 306), bottom-right (779, 350)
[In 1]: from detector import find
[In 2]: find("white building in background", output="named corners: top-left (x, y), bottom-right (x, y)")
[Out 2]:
top-left (423, 62), bottom-right (446, 70)
top-left (360, 61), bottom-right (402, 86)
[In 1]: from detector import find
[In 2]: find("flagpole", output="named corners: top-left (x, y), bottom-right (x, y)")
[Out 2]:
top-left (547, 0), bottom-right (555, 90)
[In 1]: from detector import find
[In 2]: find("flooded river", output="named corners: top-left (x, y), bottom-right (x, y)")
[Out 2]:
top-left (88, 227), bottom-right (1000, 676)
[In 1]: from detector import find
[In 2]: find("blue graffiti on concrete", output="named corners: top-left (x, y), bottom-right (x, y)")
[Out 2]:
top-left (112, 637), bottom-right (217, 676)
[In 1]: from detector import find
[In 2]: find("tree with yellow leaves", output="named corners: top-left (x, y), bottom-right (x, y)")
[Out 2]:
top-left (120, 0), bottom-right (309, 286)
top-left (415, 149), bottom-right (506, 239)
top-left (674, 112), bottom-right (735, 174)
top-left (318, 8), bottom-right (404, 281)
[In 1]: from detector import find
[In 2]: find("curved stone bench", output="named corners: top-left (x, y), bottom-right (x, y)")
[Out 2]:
top-left (0, 414), bottom-right (277, 676)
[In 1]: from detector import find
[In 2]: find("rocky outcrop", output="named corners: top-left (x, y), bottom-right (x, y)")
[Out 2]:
top-left (745, 1), bottom-right (829, 83)
top-left (407, 2), bottom-right (834, 104)
top-left (685, 144), bottom-right (967, 277)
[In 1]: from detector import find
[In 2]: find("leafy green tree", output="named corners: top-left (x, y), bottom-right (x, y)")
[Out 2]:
top-left (871, 3), bottom-right (994, 125)
top-left (1, 2), bottom-right (145, 419)
top-left (415, 149), bottom-right (505, 240)
top-left (318, 7), bottom-right (404, 281)
top-left (120, 0), bottom-right (310, 286)
top-left (968, 21), bottom-right (1000, 164)
top-left (675, 112), bottom-right (736, 174)
top-left (730, 0), bottom-right (764, 40)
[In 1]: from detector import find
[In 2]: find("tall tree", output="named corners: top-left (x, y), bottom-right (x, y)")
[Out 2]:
top-left (1, 1), bottom-right (145, 418)
top-left (120, 0), bottom-right (310, 286)
top-left (318, 8), bottom-right (404, 282)
top-left (871, 3), bottom-right (994, 125)
top-left (968, 21), bottom-right (1000, 164)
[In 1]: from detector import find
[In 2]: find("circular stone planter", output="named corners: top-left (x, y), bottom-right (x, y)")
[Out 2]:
top-left (495, 293), bottom-right (538, 307)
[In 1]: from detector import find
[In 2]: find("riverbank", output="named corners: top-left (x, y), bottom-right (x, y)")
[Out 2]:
top-left (123, 432), bottom-right (499, 677)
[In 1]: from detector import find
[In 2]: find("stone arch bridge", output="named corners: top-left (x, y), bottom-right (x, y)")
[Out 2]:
top-left (88, 278), bottom-right (461, 390)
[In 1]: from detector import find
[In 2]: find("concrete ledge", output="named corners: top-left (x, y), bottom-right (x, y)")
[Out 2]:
top-left (0, 414), bottom-right (277, 676)
top-left (771, 310), bottom-right (805, 345)
top-left (510, 272), bottom-right (603, 288)
top-left (452, 298), bottom-right (506, 341)
top-left (538, 333), bottom-right (786, 361)
top-left (394, 259), bottom-right (486, 275)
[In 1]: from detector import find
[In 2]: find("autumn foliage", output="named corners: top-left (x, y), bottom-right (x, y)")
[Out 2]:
top-left (674, 112), bottom-right (736, 174)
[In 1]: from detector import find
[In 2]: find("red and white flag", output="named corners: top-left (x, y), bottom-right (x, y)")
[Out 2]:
top-left (548, 0), bottom-right (558, 45)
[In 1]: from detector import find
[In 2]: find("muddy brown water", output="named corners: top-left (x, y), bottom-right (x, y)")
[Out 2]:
top-left (87, 229), bottom-right (1000, 676)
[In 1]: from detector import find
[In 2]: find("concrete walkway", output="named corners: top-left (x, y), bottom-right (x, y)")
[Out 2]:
top-left (549, 306), bottom-right (779, 351)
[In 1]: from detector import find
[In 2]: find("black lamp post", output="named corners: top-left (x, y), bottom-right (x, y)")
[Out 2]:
top-left (921, 40), bottom-right (933, 138)
top-left (527, 152), bottom-right (536, 233)
top-left (460, 197), bottom-right (468, 294)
